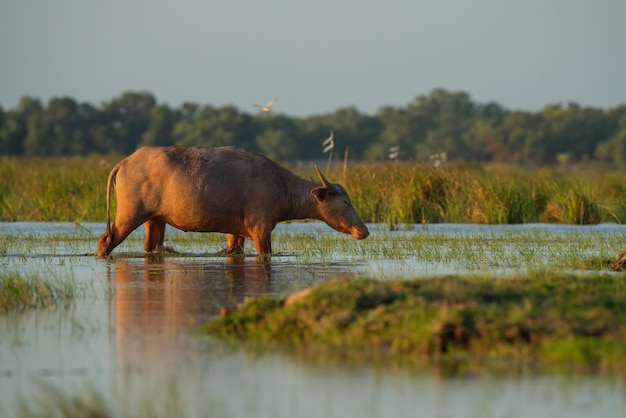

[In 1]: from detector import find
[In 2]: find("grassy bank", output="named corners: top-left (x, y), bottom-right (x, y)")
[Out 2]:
top-left (204, 272), bottom-right (626, 372)
top-left (2, 155), bottom-right (626, 224)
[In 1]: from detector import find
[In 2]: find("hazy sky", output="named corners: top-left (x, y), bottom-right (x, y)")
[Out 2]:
top-left (1, 0), bottom-right (624, 116)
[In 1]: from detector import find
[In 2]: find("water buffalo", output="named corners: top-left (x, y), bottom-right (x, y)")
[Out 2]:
top-left (95, 146), bottom-right (369, 257)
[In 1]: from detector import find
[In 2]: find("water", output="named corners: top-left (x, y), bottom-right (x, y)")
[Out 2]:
top-left (1, 222), bottom-right (626, 417)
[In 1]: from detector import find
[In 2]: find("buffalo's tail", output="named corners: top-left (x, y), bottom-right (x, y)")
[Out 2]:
top-left (104, 161), bottom-right (123, 242)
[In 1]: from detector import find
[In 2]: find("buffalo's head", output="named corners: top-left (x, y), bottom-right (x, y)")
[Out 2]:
top-left (311, 165), bottom-right (369, 240)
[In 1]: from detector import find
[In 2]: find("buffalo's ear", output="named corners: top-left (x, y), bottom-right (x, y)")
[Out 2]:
top-left (311, 187), bottom-right (328, 202)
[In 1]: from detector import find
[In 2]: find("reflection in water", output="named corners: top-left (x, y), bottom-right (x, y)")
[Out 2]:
top-left (106, 255), bottom-right (362, 384)
top-left (108, 256), bottom-right (271, 381)
top-left (107, 255), bottom-right (358, 330)
top-left (109, 256), bottom-right (271, 329)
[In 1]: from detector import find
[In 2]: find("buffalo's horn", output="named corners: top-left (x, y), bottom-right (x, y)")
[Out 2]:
top-left (314, 165), bottom-right (330, 188)
top-left (314, 165), bottom-right (343, 194)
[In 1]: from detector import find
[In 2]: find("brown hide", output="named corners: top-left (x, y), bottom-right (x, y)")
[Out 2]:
top-left (96, 146), bottom-right (369, 256)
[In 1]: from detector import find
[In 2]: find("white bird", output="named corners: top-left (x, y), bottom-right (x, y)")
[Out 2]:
top-left (322, 130), bottom-right (334, 153)
top-left (254, 97), bottom-right (278, 113)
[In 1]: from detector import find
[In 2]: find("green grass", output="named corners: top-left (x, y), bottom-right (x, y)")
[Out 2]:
top-left (0, 156), bottom-right (115, 222)
top-left (2, 223), bottom-right (622, 271)
top-left (3, 156), bottom-right (626, 224)
top-left (273, 227), bottom-right (625, 271)
top-left (0, 271), bottom-right (77, 312)
top-left (333, 163), bottom-right (626, 224)
top-left (204, 272), bottom-right (626, 372)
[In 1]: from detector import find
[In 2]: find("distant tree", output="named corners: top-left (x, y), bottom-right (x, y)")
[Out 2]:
top-left (373, 106), bottom-right (430, 161)
top-left (20, 97), bottom-right (46, 156)
top-left (20, 97), bottom-right (99, 156)
top-left (362, 141), bottom-right (390, 161)
top-left (498, 111), bottom-right (547, 164)
top-left (369, 89), bottom-right (481, 161)
top-left (255, 128), bottom-right (298, 161)
top-left (174, 105), bottom-right (254, 149)
top-left (329, 106), bottom-right (382, 160)
top-left (595, 130), bottom-right (626, 164)
top-left (0, 89), bottom-right (624, 164)
top-left (0, 107), bottom-right (4, 150)
top-left (462, 119), bottom-right (502, 162)
top-left (477, 101), bottom-right (507, 125)
top-left (0, 106), bottom-right (27, 155)
top-left (254, 114), bottom-right (302, 159)
top-left (413, 89), bottom-right (477, 161)
top-left (179, 102), bottom-right (201, 123)
top-left (102, 91), bottom-right (156, 154)
top-left (45, 97), bottom-right (81, 155)
top-left (298, 114), bottom-right (337, 160)
top-left (76, 102), bottom-right (111, 154)
top-left (537, 103), bottom-right (613, 164)
top-left (595, 108), bottom-right (626, 164)
top-left (140, 104), bottom-right (179, 147)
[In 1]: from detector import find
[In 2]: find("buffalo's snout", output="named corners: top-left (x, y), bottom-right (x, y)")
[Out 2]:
top-left (351, 225), bottom-right (369, 240)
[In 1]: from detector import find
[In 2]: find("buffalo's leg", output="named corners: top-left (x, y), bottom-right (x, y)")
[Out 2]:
top-left (225, 234), bottom-right (245, 255)
top-left (252, 228), bottom-right (272, 256)
top-left (143, 218), bottom-right (168, 252)
top-left (96, 219), bottom-right (145, 257)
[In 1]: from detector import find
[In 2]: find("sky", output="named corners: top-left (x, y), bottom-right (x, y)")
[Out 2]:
top-left (1, 0), bottom-right (625, 117)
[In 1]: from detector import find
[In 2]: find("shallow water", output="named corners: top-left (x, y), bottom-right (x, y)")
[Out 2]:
top-left (1, 222), bottom-right (626, 417)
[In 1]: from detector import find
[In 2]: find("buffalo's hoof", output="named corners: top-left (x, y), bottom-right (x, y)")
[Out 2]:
top-left (215, 246), bottom-right (245, 256)
top-left (153, 245), bottom-right (178, 254)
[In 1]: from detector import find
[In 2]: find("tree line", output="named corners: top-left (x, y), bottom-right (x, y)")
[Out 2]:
top-left (1, 88), bottom-right (626, 165)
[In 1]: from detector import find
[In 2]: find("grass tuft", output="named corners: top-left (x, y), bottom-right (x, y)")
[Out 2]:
top-left (0, 271), bottom-right (76, 312)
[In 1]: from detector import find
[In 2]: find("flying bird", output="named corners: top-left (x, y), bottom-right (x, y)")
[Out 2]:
top-left (254, 97), bottom-right (278, 113)
top-left (322, 130), bottom-right (334, 153)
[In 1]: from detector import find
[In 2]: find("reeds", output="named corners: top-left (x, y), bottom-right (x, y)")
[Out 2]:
top-left (0, 155), bottom-right (115, 222)
top-left (3, 155), bottom-right (626, 224)
top-left (331, 163), bottom-right (626, 225)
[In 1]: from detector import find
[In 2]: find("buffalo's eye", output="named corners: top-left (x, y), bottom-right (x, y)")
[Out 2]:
top-left (344, 199), bottom-right (352, 208)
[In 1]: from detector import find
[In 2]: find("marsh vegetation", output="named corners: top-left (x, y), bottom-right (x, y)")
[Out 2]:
top-left (2, 156), bottom-right (626, 226)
